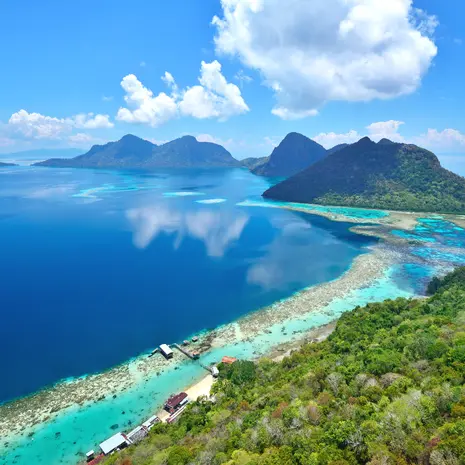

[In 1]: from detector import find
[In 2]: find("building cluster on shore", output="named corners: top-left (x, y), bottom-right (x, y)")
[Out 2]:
top-left (85, 389), bottom-right (189, 464)
top-left (83, 336), bottom-right (238, 465)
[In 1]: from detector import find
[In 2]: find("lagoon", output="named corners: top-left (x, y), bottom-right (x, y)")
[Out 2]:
top-left (0, 166), bottom-right (375, 403)
top-left (2, 166), bottom-right (465, 465)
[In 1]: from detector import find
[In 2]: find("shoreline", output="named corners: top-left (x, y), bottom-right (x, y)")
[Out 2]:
top-left (2, 203), bottom-right (445, 464)
top-left (0, 242), bottom-right (398, 445)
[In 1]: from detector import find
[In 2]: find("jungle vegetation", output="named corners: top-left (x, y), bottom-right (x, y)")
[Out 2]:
top-left (101, 267), bottom-right (465, 465)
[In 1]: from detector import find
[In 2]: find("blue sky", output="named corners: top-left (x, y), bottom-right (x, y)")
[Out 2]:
top-left (0, 0), bottom-right (464, 169)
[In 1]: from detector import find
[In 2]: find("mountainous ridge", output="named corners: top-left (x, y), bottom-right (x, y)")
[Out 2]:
top-left (252, 132), bottom-right (327, 177)
top-left (263, 137), bottom-right (465, 213)
top-left (327, 143), bottom-right (349, 155)
top-left (34, 134), bottom-right (240, 169)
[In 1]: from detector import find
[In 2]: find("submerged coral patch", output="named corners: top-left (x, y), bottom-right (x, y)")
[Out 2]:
top-left (163, 191), bottom-right (205, 197)
top-left (196, 198), bottom-right (227, 204)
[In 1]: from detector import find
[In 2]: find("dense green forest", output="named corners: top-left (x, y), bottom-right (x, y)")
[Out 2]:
top-left (101, 268), bottom-right (465, 465)
top-left (263, 138), bottom-right (465, 213)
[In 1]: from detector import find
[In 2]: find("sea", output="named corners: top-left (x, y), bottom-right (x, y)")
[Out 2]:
top-left (2, 165), bottom-right (465, 465)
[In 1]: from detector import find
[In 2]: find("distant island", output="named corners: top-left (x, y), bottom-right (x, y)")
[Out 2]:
top-left (0, 161), bottom-right (17, 167)
top-left (2, 148), bottom-right (82, 162)
top-left (252, 132), bottom-right (327, 177)
top-left (264, 137), bottom-right (465, 213)
top-left (35, 134), bottom-right (241, 169)
top-left (240, 156), bottom-right (269, 171)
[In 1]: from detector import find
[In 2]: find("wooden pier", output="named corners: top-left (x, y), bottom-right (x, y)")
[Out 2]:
top-left (172, 344), bottom-right (213, 374)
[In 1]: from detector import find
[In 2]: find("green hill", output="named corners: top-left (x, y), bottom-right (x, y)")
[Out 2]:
top-left (241, 156), bottom-right (269, 170)
top-left (100, 267), bottom-right (465, 465)
top-left (34, 135), bottom-right (240, 169)
top-left (252, 133), bottom-right (327, 177)
top-left (263, 137), bottom-right (465, 214)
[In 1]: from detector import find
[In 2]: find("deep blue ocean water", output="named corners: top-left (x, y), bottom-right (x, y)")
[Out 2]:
top-left (0, 166), bottom-right (377, 403)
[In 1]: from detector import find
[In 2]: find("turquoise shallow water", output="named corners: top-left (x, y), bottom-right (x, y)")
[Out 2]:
top-left (393, 218), bottom-right (465, 267)
top-left (237, 199), bottom-right (389, 220)
top-left (2, 167), bottom-right (464, 465)
top-left (2, 266), bottom-right (411, 465)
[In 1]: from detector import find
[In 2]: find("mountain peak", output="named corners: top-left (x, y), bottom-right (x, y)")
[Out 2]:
top-left (179, 135), bottom-right (197, 143)
top-left (252, 132), bottom-right (327, 177)
top-left (263, 139), bottom-right (465, 213)
top-left (378, 138), bottom-right (395, 145)
top-left (119, 134), bottom-right (144, 143)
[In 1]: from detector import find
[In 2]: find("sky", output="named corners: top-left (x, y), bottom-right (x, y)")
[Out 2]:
top-left (0, 0), bottom-right (464, 170)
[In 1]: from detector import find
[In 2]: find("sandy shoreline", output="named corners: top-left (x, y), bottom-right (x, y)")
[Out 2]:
top-left (0, 247), bottom-right (395, 443)
top-left (0, 203), bottom-right (442, 451)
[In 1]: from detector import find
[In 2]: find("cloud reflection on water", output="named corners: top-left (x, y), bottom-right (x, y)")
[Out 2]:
top-left (247, 217), bottom-right (354, 291)
top-left (126, 204), bottom-right (249, 257)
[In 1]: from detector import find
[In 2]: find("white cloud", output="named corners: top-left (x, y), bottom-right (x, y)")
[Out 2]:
top-left (179, 61), bottom-right (249, 120)
top-left (415, 128), bottom-right (465, 152)
top-left (102, 95), bottom-right (114, 102)
top-left (68, 133), bottom-right (95, 145)
top-left (271, 108), bottom-right (319, 120)
top-left (116, 61), bottom-right (249, 127)
top-left (8, 110), bottom-right (69, 139)
top-left (72, 113), bottom-right (113, 129)
top-left (212, 0), bottom-right (438, 119)
top-left (314, 120), bottom-right (405, 148)
top-left (366, 120), bottom-right (405, 142)
top-left (140, 61), bottom-right (147, 67)
top-left (196, 133), bottom-right (234, 148)
top-left (7, 109), bottom-right (113, 140)
top-left (116, 74), bottom-right (178, 127)
top-left (312, 121), bottom-right (465, 154)
top-left (313, 130), bottom-right (361, 148)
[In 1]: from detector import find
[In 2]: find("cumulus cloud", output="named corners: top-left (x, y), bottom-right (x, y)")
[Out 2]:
top-left (68, 133), bottom-right (96, 145)
top-left (116, 74), bottom-right (178, 127)
top-left (314, 120), bottom-right (405, 148)
top-left (366, 120), bottom-right (406, 142)
top-left (7, 109), bottom-right (113, 140)
top-left (196, 133), bottom-right (234, 148)
top-left (116, 61), bottom-right (249, 127)
top-left (212, 0), bottom-right (438, 118)
top-left (312, 121), bottom-right (465, 154)
top-left (415, 128), bottom-right (465, 152)
top-left (313, 130), bottom-right (361, 148)
top-left (180, 61), bottom-right (249, 120)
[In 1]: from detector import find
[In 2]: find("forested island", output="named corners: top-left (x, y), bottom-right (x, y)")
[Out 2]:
top-left (264, 137), bottom-right (465, 214)
top-left (34, 135), bottom-right (240, 169)
top-left (100, 267), bottom-right (465, 465)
